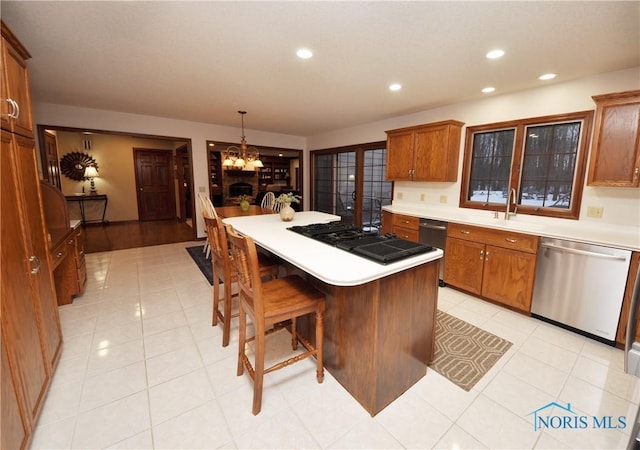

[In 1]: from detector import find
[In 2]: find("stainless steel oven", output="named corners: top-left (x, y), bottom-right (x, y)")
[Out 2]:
top-left (419, 219), bottom-right (447, 286)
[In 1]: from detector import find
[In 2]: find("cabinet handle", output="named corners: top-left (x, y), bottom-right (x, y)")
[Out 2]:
top-left (480, 249), bottom-right (484, 260)
top-left (5, 99), bottom-right (17, 119)
top-left (29, 255), bottom-right (40, 274)
top-left (505, 238), bottom-right (518, 243)
top-left (460, 230), bottom-right (470, 235)
top-left (485, 251), bottom-right (490, 261)
top-left (68, 239), bottom-right (75, 245)
top-left (635, 167), bottom-right (639, 179)
top-left (56, 251), bottom-right (64, 258)
top-left (12, 99), bottom-right (19, 120)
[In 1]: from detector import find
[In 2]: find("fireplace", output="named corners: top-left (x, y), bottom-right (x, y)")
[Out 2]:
top-left (229, 182), bottom-right (253, 197)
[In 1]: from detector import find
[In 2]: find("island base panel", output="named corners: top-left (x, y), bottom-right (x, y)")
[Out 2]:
top-left (300, 260), bottom-right (439, 416)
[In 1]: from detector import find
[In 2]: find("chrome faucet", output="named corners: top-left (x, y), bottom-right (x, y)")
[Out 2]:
top-left (505, 188), bottom-right (518, 220)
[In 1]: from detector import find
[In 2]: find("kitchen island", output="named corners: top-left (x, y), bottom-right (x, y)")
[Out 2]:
top-left (223, 211), bottom-right (443, 416)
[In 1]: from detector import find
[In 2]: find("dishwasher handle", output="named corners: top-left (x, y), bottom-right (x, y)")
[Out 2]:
top-left (419, 223), bottom-right (447, 231)
top-left (540, 242), bottom-right (628, 261)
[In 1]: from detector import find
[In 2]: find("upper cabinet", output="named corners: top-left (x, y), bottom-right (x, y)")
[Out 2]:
top-left (1, 22), bottom-right (33, 138)
top-left (386, 120), bottom-right (464, 182)
top-left (587, 90), bottom-right (640, 187)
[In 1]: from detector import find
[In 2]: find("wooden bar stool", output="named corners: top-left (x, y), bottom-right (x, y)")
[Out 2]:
top-left (204, 216), bottom-right (278, 347)
top-left (225, 224), bottom-right (325, 415)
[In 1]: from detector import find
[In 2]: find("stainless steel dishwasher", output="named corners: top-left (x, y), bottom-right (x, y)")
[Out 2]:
top-left (419, 219), bottom-right (447, 286)
top-left (531, 237), bottom-right (632, 344)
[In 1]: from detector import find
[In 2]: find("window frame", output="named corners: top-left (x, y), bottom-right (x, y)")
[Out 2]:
top-left (459, 111), bottom-right (594, 220)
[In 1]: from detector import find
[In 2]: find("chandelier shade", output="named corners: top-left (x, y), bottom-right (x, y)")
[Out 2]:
top-left (223, 111), bottom-right (263, 171)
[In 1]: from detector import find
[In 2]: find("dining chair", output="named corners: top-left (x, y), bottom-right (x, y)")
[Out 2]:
top-left (260, 191), bottom-right (276, 210)
top-left (225, 224), bottom-right (325, 415)
top-left (205, 216), bottom-right (279, 347)
top-left (198, 193), bottom-right (218, 259)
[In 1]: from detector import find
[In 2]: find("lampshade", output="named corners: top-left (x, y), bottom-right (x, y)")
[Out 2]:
top-left (84, 166), bottom-right (99, 178)
top-left (223, 111), bottom-right (262, 171)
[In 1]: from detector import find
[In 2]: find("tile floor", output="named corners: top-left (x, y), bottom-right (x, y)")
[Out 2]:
top-left (30, 241), bottom-right (640, 449)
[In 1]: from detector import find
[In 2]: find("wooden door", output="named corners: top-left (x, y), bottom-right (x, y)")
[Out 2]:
top-left (482, 245), bottom-right (536, 312)
top-left (1, 334), bottom-right (28, 450)
top-left (1, 130), bottom-right (49, 425)
top-left (14, 133), bottom-right (62, 366)
top-left (40, 131), bottom-right (62, 190)
top-left (134, 148), bottom-right (176, 221)
top-left (385, 129), bottom-right (414, 180)
top-left (443, 237), bottom-right (484, 295)
top-left (175, 145), bottom-right (191, 221)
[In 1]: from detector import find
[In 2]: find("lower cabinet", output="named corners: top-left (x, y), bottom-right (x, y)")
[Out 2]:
top-left (385, 212), bottom-right (420, 242)
top-left (444, 222), bottom-right (539, 312)
top-left (1, 336), bottom-right (28, 450)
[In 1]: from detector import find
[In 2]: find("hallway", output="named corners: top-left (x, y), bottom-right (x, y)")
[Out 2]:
top-left (84, 220), bottom-right (196, 253)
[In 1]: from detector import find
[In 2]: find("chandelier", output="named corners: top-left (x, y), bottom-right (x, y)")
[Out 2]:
top-left (222, 111), bottom-right (263, 171)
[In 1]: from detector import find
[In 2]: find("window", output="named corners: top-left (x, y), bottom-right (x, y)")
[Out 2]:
top-left (460, 111), bottom-right (593, 219)
top-left (312, 142), bottom-right (392, 227)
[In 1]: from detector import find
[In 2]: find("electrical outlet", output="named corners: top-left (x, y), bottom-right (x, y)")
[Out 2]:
top-left (397, 192), bottom-right (403, 200)
top-left (440, 195), bottom-right (447, 204)
top-left (586, 206), bottom-right (603, 218)
top-left (420, 193), bottom-right (425, 201)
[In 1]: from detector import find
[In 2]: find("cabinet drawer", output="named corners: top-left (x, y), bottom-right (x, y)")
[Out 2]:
top-left (448, 222), bottom-right (539, 254)
top-left (392, 214), bottom-right (419, 230)
top-left (50, 239), bottom-right (68, 269)
top-left (393, 226), bottom-right (419, 242)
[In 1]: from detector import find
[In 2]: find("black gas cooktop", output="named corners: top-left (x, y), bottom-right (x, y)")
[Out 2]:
top-left (288, 222), bottom-right (435, 265)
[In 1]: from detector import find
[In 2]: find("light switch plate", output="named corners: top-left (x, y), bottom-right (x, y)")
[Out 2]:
top-left (440, 195), bottom-right (447, 204)
top-left (397, 192), bottom-right (403, 200)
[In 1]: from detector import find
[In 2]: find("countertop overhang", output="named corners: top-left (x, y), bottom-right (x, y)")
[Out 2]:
top-left (223, 211), bottom-right (443, 286)
top-left (383, 204), bottom-right (640, 251)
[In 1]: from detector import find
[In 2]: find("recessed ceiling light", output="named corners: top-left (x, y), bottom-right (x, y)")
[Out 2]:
top-left (389, 83), bottom-right (402, 91)
top-left (486, 49), bottom-right (505, 59)
top-left (296, 48), bottom-right (313, 59)
top-left (539, 73), bottom-right (557, 81)
top-left (482, 87), bottom-right (495, 93)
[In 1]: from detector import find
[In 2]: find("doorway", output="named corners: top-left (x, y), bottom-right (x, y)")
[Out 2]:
top-left (312, 142), bottom-right (392, 228)
top-left (134, 148), bottom-right (177, 221)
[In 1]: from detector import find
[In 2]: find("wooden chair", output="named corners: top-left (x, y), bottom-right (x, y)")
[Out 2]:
top-left (260, 191), bottom-right (276, 210)
top-left (225, 224), bottom-right (325, 415)
top-left (205, 216), bottom-right (279, 347)
top-left (198, 193), bottom-right (218, 259)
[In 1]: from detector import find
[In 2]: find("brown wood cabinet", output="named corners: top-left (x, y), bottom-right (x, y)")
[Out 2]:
top-left (617, 251), bottom-right (640, 347)
top-left (258, 156), bottom-right (291, 189)
top-left (41, 181), bottom-right (87, 305)
top-left (389, 213), bottom-right (420, 242)
top-left (385, 120), bottom-right (464, 182)
top-left (444, 222), bottom-right (539, 312)
top-left (1, 22), bottom-right (62, 450)
top-left (1, 22), bottom-right (33, 138)
top-left (587, 90), bottom-right (640, 187)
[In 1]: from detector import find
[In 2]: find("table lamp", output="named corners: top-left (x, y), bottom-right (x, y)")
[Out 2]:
top-left (84, 165), bottom-right (99, 194)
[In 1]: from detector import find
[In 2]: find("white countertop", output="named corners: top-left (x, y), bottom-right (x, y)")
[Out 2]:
top-left (383, 204), bottom-right (640, 251)
top-left (223, 211), bottom-right (443, 286)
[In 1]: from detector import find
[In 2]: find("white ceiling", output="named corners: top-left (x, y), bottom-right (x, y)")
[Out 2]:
top-left (2, 1), bottom-right (639, 137)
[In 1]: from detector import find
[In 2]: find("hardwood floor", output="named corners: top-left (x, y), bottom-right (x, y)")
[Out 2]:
top-left (83, 219), bottom-right (197, 253)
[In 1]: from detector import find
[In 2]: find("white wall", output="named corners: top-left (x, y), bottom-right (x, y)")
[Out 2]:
top-left (34, 67), bottom-right (640, 237)
top-left (56, 132), bottom-right (177, 222)
top-left (308, 67), bottom-right (640, 228)
top-left (33, 105), bottom-right (306, 238)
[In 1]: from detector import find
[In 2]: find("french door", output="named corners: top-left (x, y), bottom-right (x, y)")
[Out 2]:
top-left (312, 142), bottom-right (392, 229)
